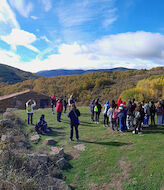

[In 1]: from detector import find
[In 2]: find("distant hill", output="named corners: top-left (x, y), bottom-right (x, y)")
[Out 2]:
top-left (35, 67), bottom-right (134, 77)
top-left (0, 63), bottom-right (39, 85)
top-left (1, 66), bottom-right (164, 104)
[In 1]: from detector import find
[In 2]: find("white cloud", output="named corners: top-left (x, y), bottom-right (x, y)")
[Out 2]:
top-left (40, 35), bottom-right (51, 43)
top-left (57, 0), bottom-right (117, 28)
top-left (0, 0), bottom-right (20, 34)
top-left (31, 15), bottom-right (38, 20)
top-left (1, 29), bottom-right (39, 53)
top-left (1, 31), bottom-right (164, 72)
top-left (9, 0), bottom-right (33, 18)
top-left (42, 0), bottom-right (52, 12)
top-left (0, 49), bottom-right (21, 67)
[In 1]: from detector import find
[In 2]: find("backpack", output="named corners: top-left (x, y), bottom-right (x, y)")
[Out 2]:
top-left (26, 105), bottom-right (31, 112)
top-left (112, 109), bottom-right (118, 119)
top-left (103, 105), bottom-right (108, 115)
top-left (94, 106), bottom-right (98, 112)
top-left (135, 111), bottom-right (141, 119)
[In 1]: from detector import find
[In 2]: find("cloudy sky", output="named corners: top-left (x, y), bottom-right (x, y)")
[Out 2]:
top-left (0, 0), bottom-right (164, 72)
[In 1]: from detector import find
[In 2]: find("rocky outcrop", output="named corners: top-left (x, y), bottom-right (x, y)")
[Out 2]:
top-left (0, 112), bottom-right (69, 190)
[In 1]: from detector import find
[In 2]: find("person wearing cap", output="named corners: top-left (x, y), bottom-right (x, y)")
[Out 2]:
top-left (118, 105), bottom-right (127, 132)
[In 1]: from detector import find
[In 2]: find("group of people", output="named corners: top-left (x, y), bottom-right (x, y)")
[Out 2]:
top-left (90, 98), bottom-right (164, 134)
top-left (25, 94), bottom-right (81, 141)
top-left (25, 96), bottom-right (164, 138)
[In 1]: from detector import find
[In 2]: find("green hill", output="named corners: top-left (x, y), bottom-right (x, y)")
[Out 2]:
top-left (0, 66), bottom-right (163, 104)
top-left (0, 63), bottom-right (39, 85)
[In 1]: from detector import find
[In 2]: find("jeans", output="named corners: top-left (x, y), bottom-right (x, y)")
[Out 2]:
top-left (70, 125), bottom-right (79, 140)
top-left (57, 112), bottom-right (61, 122)
top-left (27, 113), bottom-right (33, 124)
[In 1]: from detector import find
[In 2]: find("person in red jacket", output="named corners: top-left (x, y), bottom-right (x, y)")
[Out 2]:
top-left (56, 99), bottom-right (63, 122)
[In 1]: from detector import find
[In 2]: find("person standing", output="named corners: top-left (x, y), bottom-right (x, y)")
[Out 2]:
top-left (133, 103), bottom-right (145, 134)
top-left (95, 98), bottom-right (102, 124)
top-left (156, 101), bottom-right (163, 126)
top-left (68, 103), bottom-right (80, 141)
top-left (144, 101), bottom-right (150, 127)
top-left (126, 100), bottom-right (134, 130)
top-left (51, 94), bottom-right (56, 114)
top-left (102, 101), bottom-right (110, 127)
top-left (56, 99), bottom-right (63, 122)
top-left (150, 100), bottom-right (156, 126)
top-left (63, 96), bottom-right (68, 114)
top-left (89, 99), bottom-right (95, 121)
top-left (26, 99), bottom-right (36, 125)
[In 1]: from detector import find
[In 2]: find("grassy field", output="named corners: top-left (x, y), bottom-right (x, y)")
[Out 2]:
top-left (15, 107), bottom-right (164, 190)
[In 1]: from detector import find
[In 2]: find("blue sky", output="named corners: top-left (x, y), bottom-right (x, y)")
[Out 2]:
top-left (0, 0), bottom-right (164, 72)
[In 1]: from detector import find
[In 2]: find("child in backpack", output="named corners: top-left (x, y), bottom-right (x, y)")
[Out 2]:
top-left (68, 103), bottom-right (80, 141)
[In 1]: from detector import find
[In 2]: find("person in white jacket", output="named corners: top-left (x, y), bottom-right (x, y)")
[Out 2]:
top-left (26, 99), bottom-right (36, 125)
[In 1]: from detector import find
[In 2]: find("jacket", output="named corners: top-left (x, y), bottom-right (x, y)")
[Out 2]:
top-left (56, 101), bottom-right (63, 112)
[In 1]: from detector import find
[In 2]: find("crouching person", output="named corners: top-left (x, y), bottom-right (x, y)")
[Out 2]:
top-left (68, 103), bottom-right (80, 142)
top-left (35, 114), bottom-right (51, 134)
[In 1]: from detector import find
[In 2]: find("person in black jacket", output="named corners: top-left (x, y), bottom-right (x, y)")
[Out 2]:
top-left (68, 103), bottom-right (80, 141)
top-left (133, 103), bottom-right (144, 134)
top-left (126, 100), bottom-right (135, 130)
top-left (95, 98), bottom-right (102, 124)
top-left (150, 100), bottom-right (156, 126)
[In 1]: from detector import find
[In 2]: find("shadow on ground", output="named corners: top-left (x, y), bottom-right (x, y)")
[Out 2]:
top-left (80, 140), bottom-right (132, 147)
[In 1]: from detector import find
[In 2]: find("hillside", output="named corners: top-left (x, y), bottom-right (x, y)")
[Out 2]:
top-left (35, 67), bottom-right (134, 77)
top-left (0, 66), bottom-right (163, 104)
top-left (0, 63), bottom-right (39, 85)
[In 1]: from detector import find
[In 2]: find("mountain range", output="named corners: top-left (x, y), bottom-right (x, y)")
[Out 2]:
top-left (35, 67), bottom-right (135, 77)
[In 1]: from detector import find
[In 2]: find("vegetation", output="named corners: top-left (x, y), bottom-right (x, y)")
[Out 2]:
top-left (120, 75), bottom-right (164, 102)
top-left (15, 107), bottom-right (164, 190)
top-left (0, 63), bottom-right (39, 85)
top-left (0, 67), bottom-right (164, 104)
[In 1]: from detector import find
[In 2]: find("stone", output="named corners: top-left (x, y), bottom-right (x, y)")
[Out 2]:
top-left (56, 158), bottom-right (67, 170)
top-left (49, 147), bottom-right (64, 162)
top-left (43, 138), bottom-right (57, 146)
top-left (74, 144), bottom-right (86, 151)
top-left (30, 134), bottom-right (40, 143)
top-left (1, 135), bottom-right (7, 142)
top-left (6, 108), bottom-right (18, 112)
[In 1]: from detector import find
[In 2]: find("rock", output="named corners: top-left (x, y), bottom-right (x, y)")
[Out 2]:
top-left (0, 119), bottom-right (12, 128)
top-left (30, 134), bottom-right (40, 143)
top-left (6, 108), bottom-right (18, 112)
top-left (49, 147), bottom-right (64, 162)
top-left (56, 158), bottom-right (67, 170)
top-left (38, 176), bottom-right (68, 190)
top-left (27, 153), bottom-right (48, 164)
top-left (43, 138), bottom-right (57, 146)
top-left (74, 144), bottom-right (86, 151)
top-left (1, 135), bottom-right (7, 142)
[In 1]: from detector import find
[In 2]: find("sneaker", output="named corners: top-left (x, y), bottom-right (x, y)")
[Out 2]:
top-left (138, 132), bottom-right (143, 135)
top-left (70, 138), bottom-right (74, 141)
top-left (76, 139), bottom-right (80, 142)
top-left (132, 131), bottom-right (136, 134)
top-left (103, 125), bottom-right (106, 127)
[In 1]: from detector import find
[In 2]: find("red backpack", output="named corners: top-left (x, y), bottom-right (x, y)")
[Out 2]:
top-left (112, 109), bottom-right (118, 119)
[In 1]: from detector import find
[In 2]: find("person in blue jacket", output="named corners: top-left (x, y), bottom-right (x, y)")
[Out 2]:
top-left (68, 103), bottom-right (80, 141)
top-left (118, 106), bottom-right (127, 131)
